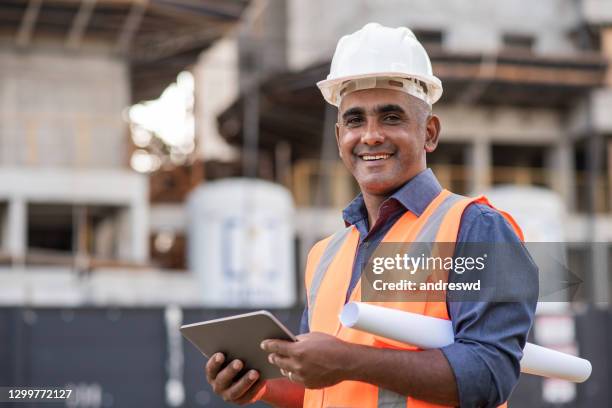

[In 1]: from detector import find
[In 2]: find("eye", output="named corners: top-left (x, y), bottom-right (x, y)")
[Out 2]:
top-left (345, 116), bottom-right (364, 127)
top-left (383, 114), bottom-right (401, 124)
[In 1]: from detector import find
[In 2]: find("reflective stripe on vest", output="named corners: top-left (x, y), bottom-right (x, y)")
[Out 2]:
top-left (413, 193), bottom-right (463, 242)
top-left (307, 226), bottom-right (353, 327)
top-left (377, 388), bottom-right (406, 408)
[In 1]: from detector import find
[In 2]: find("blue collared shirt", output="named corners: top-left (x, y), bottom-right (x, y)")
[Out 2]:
top-left (299, 168), bottom-right (537, 407)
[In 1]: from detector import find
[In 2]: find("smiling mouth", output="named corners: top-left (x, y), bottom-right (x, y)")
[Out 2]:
top-left (359, 154), bottom-right (392, 161)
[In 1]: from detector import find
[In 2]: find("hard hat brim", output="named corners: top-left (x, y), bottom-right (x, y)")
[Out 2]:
top-left (317, 72), bottom-right (443, 107)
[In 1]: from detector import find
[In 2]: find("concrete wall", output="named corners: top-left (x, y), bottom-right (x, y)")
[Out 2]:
top-left (194, 38), bottom-right (239, 162)
top-left (0, 269), bottom-right (199, 306)
top-left (0, 50), bottom-right (129, 168)
top-left (287, 0), bottom-right (580, 70)
top-left (436, 104), bottom-right (563, 144)
top-left (582, 0), bottom-right (612, 25)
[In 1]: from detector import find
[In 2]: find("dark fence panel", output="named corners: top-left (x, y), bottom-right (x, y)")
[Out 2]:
top-left (575, 307), bottom-right (611, 407)
top-left (510, 329), bottom-right (544, 407)
top-left (0, 306), bottom-right (608, 407)
top-left (3, 308), bottom-right (167, 408)
top-left (0, 307), bottom-right (304, 408)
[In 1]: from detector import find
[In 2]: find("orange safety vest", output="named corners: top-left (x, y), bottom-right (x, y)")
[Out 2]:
top-left (303, 189), bottom-right (523, 408)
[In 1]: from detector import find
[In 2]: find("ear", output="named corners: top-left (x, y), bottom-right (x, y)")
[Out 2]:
top-left (335, 123), bottom-right (342, 158)
top-left (424, 114), bottom-right (440, 153)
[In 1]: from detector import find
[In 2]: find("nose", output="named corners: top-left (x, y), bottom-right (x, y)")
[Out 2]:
top-left (360, 121), bottom-right (384, 145)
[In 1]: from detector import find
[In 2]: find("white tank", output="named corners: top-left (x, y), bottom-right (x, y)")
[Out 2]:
top-left (482, 186), bottom-right (565, 242)
top-left (186, 178), bottom-right (296, 308)
top-left (482, 186), bottom-right (569, 308)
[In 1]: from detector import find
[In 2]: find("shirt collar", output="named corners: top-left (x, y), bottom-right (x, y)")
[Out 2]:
top-left (342, 168), bottom-right (443, 226)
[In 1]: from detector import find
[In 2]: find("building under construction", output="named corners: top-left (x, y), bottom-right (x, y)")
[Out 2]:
top-left (0, 0), bottom-right (247, 274)
top-left (1, 0), bottom-right (612, 407)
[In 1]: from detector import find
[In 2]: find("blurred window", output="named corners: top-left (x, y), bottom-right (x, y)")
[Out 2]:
top-left (27, 203), bottom-right (123, 263)
top-left (502, 33), bottom-right (535, 52)
top-left (491, 144), bottom-right (548, 188)
top-left (428, 142), bottom-right (471, 195)
top-left (412, 29), bottom-right (444, 48)
top-left (28, 204), bottom-right (74, 253)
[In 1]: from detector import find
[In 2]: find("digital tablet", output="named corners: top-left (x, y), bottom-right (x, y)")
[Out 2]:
top-left (180, 310), bottom-right (297, 380)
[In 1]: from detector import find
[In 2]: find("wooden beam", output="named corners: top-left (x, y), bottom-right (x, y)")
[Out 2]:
top-left (66, 0), bottom-right (97, 49)
top-left (434, 61), bottom-right (605, 87)
top-left (49, 0), bottom-right (132, 6)
top-left (16, 0), bottom-right (43, 47)
top-left (601, 27), bottom-right (612, 86)
top-left (608, 139), bottom-right (612, 212)
top-left (115, 0), bottom-right (147, 53)
top-left (130, 25), bottom-right (228, 63)
top-left (148, 1), bottom-right (238, 24)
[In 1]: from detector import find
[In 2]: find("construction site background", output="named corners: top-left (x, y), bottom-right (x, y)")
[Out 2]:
top-left (1, 0), bottom-right (611, 407)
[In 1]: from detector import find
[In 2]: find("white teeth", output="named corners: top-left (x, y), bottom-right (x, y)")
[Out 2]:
top-left (362, 154), bottom-right (390, 161)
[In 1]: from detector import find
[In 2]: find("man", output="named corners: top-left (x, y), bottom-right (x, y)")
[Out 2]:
top-left (205, 23), bottom-right (538, 407)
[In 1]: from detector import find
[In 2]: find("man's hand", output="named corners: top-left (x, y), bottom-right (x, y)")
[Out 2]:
top-left (261, 332), bottom-right (352, 389)
top-left (204, 353), bottom-right (265, 405)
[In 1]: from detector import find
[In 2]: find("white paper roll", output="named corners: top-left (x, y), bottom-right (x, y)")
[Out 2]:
top-left (339, 302), bottom-right (592, 383)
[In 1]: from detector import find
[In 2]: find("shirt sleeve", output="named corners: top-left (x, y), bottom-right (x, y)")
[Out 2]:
top-left (440, 204), bottom-right (538, 407)
top-left (298, 305), bottom-right (310, 334)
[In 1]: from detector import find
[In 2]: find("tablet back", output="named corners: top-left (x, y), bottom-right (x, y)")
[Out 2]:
top-left (180, 310), bottom-right (296, 380)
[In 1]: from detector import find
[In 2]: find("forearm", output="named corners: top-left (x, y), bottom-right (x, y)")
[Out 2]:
top-left (342, 344), bottom-right (459, 406)
top-left (261, 378), bottom-right (304, 408)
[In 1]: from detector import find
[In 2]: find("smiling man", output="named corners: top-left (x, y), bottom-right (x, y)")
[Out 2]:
top-left (204, 23), bottom-right (538, 408)
top-left (336, 87), bottom-right (438, 223)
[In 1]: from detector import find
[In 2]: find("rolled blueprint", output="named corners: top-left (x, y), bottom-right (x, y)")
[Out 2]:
top-left (340, 302), bottom-right (592, 383)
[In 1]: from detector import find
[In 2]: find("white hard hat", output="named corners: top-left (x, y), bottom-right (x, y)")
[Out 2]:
top-left (317, 23), bottom-right (443, 107)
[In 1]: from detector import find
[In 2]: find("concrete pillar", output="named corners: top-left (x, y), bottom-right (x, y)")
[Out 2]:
top-left (131, 198), bottom-right (149, 264)
top-left (7, 197), bottom-right (26, 264)
top-left (608, 140), bottom-right (612, 212)
top-left (548, 136), bottom-right (576, 211)
top-left (601, 27), bottom-right (612, 87)
top-left (591, 243), bottom-right (609, 307)
top-left (117, 208), bottom-right (132, 262)
top-left (468, 137), bottom-right (491, 194)
top-left (115, 181), bottom-right (149, 264)
top-left (117, 203), bottom-right (149, 264)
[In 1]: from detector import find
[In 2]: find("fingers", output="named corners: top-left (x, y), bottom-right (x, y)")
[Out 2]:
top-left (261, 339), bottom-right (293, 356)
top-left (234, 383), bottom-right (265, 405)
top-left (227, 372), bottom-right (265, 404)
top-left (268, 353), bottom-right (299, 373)
top-left (214, 359), bottom-right (244, 392)
top-left (205, 353), bottom-right (225, 383)
top-left (279, 367), bottom-right (304, 384)
top-left (204, 354), bottom-right (265, 405)
top-left (263, 340), bottom-right (304, 381)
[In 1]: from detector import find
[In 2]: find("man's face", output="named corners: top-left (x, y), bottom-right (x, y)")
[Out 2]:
top-left (335, 88), bottom-right (440, 196)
